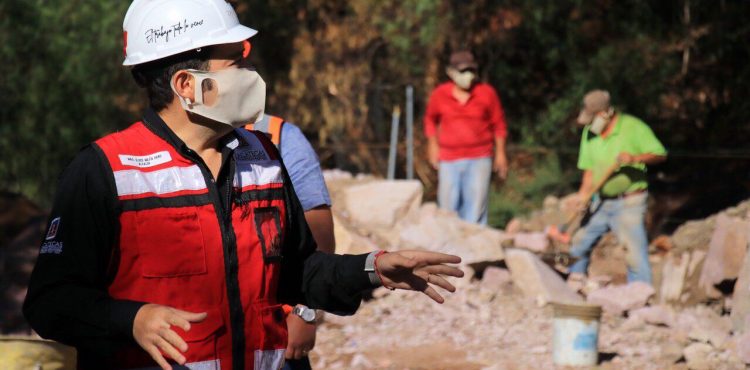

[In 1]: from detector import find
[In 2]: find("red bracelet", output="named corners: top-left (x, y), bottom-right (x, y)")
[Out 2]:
top-left (373, 250), bottom-right (395, 290)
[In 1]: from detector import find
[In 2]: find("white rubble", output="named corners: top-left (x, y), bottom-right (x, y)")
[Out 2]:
top-left (587, 282), bottom-right (655, 315)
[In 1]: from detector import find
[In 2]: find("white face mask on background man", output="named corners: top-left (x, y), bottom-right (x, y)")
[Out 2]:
top-left (447, 68), bottom-right (476, 90)
top-left (587, 108), bottom-right (615, 135)
top-left (171, 67), bottom-right (266, 128)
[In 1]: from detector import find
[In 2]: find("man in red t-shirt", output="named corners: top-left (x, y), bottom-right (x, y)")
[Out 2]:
top-left (424, 50), bottom-right (508, 224)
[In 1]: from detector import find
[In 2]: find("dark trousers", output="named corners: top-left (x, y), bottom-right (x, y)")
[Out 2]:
top-left (282, 357), bottom-right (312, 370)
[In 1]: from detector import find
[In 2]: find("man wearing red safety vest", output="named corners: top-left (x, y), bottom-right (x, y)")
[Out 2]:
top-left (23, 1), bottom-right (463, 370)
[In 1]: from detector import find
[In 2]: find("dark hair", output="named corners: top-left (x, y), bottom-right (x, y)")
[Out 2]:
top-left (130, 49), bottom-right (210, 112)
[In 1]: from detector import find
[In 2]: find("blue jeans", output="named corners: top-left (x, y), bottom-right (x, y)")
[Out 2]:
top-left (569, 192), bottom-right (652, 283)
top-left (438, 157), bottom-right (492, 225)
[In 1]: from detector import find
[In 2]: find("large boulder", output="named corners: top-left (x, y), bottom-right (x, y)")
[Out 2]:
top-left (731, 244), bottom-right (750, 333)
top-left (332, 213), bottom-right (379, 255)
top-left (339, 180), bottom-right (423, 230)
top-left (336, 179), bottom-right (423, 247)
top-left (504, 248), bottom-right (583, 306)
top-left (698, 214), bottom-right (749, 296)
top-left (399, 203), bottom-right (508, 265)
top-left (511, 232), bottom-right (548, 253)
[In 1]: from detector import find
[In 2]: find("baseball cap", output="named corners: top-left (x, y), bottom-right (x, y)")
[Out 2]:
top-left (577, 90), bottom-right (611, 125)
top-left (449, 51), bottom-right (478, 71)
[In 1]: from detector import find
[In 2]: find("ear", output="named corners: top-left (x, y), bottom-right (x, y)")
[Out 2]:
top-left (171, 70), bottom-right (196, 105)
top-left (445, 66), bottom-right (457, 77)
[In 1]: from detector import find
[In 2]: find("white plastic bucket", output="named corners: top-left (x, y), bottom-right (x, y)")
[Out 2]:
top-left (552, 302), bottom-right (602, 366)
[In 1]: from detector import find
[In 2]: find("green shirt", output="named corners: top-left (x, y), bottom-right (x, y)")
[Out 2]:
top-left (577, 113), bottom-right (666, 197)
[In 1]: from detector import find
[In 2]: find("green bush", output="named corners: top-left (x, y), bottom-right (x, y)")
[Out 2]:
top-left (488, 151), bottom-right (577, 228)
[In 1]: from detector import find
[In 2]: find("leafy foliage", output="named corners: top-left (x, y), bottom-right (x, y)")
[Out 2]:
top-left (1, 0), bottom-right (748, 222)
top-left (0, 0), bottom-right (139, 204)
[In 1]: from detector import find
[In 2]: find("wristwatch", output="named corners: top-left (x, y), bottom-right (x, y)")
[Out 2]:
top-left (365, 250), bottom-right (386, 286)
top-left (292, 305), bottom-right (317, 323)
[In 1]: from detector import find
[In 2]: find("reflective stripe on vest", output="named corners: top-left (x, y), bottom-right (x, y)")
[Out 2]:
top-left (94, 121), bottom-right (288, 370)
top-left (244, 114), bottom-right (284, 147)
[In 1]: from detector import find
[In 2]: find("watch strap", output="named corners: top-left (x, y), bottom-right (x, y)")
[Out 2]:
top-left (365, 250), bottom-right (386, 286)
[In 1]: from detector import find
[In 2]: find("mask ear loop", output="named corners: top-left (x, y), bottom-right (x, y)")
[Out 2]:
top-left (169, 70), bottom-right (205, 107)
top-left (188, 70), bottom-right (206, 105)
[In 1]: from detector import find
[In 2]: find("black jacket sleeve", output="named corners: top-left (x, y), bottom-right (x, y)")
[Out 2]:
top-left (23, 145), bottom-right (144, 355)
top-left (275, 156), bottom-right (376, 315)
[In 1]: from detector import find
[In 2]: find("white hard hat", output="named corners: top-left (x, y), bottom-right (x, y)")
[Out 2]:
top-left (122, 0), bottom-right (257, 66)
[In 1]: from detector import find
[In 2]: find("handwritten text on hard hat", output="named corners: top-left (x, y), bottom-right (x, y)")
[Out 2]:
top-left (145, 19), bottom-right (205, 44)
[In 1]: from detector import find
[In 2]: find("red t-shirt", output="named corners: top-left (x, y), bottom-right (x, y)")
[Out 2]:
top-left (424, 81), bottom-right (508, 161)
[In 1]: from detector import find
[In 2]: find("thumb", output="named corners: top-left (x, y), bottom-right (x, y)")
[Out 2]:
top-left (174, 309), bottom-right (208, 323)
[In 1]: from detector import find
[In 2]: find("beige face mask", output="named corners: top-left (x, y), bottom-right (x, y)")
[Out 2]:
top-left (172, 67), bottom-right (266, 128)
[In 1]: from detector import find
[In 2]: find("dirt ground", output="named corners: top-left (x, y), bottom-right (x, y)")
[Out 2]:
top-left (308, 278), bottom-right (732, 370)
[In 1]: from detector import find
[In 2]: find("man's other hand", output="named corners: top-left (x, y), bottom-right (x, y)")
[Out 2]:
top-left (427, 138), bottom-right (440, 170)
top-left (616, 152), bottom-right (636, 164)
top-left (285, 313), bottom-right (316, 360)
top-left (493, 152), bottom-right (508, 179)
top-left (133, 304), bottom-right (207, 370)
top-left (376, 250), bottom-right (464, 303)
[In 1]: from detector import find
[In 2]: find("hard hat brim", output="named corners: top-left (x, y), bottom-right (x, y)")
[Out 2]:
top-left (123, 24), bottom-right (258, 66)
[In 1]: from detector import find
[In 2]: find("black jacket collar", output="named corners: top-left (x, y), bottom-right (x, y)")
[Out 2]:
top-left (140, 108), bottom-right (242, 154)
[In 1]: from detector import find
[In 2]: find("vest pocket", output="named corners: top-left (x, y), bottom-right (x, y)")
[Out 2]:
top-left (171, 307), bottom-right (224, 366)
top-left (135, 208), bottom-right (208, 277)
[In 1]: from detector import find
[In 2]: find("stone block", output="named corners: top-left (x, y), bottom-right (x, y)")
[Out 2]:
top-left (512, 232), bottom-right (549, 253)
top-left (683, 342), bottom-right (714, 370)
top-left (332, 213), bottom-right (378, 255)
top-left (735, 332), bottom-right (750, 364)
top-left (698, 214), bottom-right (749, 294)
top-left (659, 252), bottom-right (689, 303)
top-left (340, 179), bottom-right (423, 230)
top-left (399, 204), bottom-right (508, 265)
top-left (504, 248), bottom-right (583, 306)
top-left (628, 305), bottom-right (676, 327)
top-left (732, 242), bottom-right (750, 333)
top-left (586, 282), bottom-right (655, 315)
top-left (480, 267), bottom-right (512, 289)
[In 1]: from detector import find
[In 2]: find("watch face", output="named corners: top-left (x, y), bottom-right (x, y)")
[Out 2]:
top-left (300, 307), bottom-right (316, 322)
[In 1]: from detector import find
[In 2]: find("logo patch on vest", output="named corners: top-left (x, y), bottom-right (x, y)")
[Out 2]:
top-left (119, 151), bottom-right (172, 168)
top-left (235, 148), bottom-right (268, 162)
top-left (254, 207), bottom-right (283, 261)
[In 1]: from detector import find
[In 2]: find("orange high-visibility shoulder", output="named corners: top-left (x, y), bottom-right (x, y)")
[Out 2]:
top-left (245, 115), bottom-right (285, 147)
top-left (267, 116), bottom-right (284, 146)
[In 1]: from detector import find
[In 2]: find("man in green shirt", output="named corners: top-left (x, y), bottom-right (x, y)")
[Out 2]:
top-left (569, 90), bottom-right (667, 284)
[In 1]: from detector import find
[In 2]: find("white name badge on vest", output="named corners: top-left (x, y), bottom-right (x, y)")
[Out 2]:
top-left (119, 151), bottom-right (172, 168)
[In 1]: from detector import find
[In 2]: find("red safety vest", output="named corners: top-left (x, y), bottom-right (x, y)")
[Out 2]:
top-left (95, 121), bottom-right (288, 370)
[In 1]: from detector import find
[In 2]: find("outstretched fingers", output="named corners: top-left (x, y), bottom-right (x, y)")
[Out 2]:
top-left (410, 251), bottom-right (462, 265)
top-left (421, 264), bottom-right (464, 278)
top-left (425, 273), bottom-right (456, 293)
top-left (422, 285), bottom-right (446, 304)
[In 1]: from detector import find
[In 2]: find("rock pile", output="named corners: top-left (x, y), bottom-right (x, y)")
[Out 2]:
top-left (314, 171), bottom-right (750, 369)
